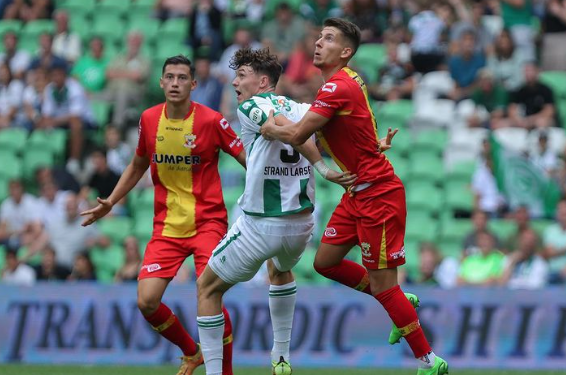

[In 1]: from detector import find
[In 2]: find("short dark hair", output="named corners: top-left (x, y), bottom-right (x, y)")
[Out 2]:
top-left (162, 55), bottom-right (195, 78)
top-left (323, 18), bottom-right (361, 56)
top-left (229, 47), bottom-right (282, 88)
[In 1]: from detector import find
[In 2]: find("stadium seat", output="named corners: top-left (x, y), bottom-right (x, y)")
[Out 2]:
top-left (488, 219), bottom-right (517, 241)
top-left (446, 160), bottom-right (476, 185)
top-left (91, 100), bottom-right (112, 127)
top-left (444, 182), bottom-right (474, 213)
top-left (61, 0), bottom-right (96, 11)
top-left (92, 15), bottom-right (125, 44)
top-left (0, 153), bottom-right (22, 180)
top-left (27, 129), bottom-right (67, 162)
top-left (385, 127), bottom-right (411, 156)
top-left (0, 245), bottom-right (5, 272)
top-left (0, 20), bottom-right (22, 37)
top-left (532, 219), bottom-right (553, 236)
top-left (97, 217), bottom-right (133, 245)
top-left (439, 218), bottom-right (473, 244)
top-left (539, 71), bottom-right (566, 99)
top-left (128, 18), bottom-right (160, 44)
top-left (97, 0), bottom-right (131, 17)
top-left (438, 238), bottom-right (462, 259)
top-left (413, 129), bottom-right (448, 156)
top-left (0, 177), bottom-right (9, 201)
top-left (263, 0), bottom-right (301, 20)
top-left (20, 20), bottom-right (55, 38)
top-left (527, 128), bottom-right (566, 155)
top-left (68, 16), bottom-right (92, 43)
top-left (23, 149), bottom-right (54, 179)
top-left (402, 240), bottom-right (421, 281)
top-left (160, 18), bottom-right (189, 43)
top-left (405, 216), bottom-right (439, 243)
top-left (406, 182), bottom-right (443, 215)
top-left (493, 127), bottom-right (529, 153)
top-left (90, 245), bottom-right (125, 284)
top-left (0, 127), bottom-right (28, 154)
top-left (155, 42), bottom-right (193, 61)
top-left (350, 43), bottom-right (386, 84)
top-left (133, 210), bottom-right (154, 242)
top-left (376, 100), bottom-right (414, 129)
top-left (407, 152), bottom-right (445, 184)
top-left (17, 34), bottom-right (39, 53)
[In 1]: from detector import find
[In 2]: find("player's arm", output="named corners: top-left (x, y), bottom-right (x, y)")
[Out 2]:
top-left (234, 149), bottom-right (246, 169)
top-left (80, 154), bottom-right (149, 226)
top-left (261, 110), bottom-right (329, 146)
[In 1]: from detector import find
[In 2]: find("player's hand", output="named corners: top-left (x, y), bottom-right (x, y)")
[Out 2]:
top-left (325, 170), bottom-right (358, 189)
top-left (260, 109), bottom-right (275, 141)
top-left (80, 197), bottom-right (113, 226)
top-left (379, 127), bottom-right (398, 153)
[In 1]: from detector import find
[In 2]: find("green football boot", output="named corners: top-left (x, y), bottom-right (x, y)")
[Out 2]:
top-left (416, 356), bottom-right (449, 375)
top-left (388, 292), bottom-right (420, 345)
top-left (272, 356), bottom-right (292, 375)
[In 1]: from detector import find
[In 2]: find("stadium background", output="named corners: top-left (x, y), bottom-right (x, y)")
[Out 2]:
top-left (1, 0), bottom-right (566, 373)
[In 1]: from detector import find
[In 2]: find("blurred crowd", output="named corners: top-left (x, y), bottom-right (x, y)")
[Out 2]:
top-left (1, 0), bottom-right (566, 288)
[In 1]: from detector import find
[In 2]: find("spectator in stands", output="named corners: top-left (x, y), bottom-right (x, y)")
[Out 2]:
top-left (191, 50), bottom-right (223, 111)
top-left (71, 36), bottom-right (109, 97)
top-left (457, 231), bottom-right (505, 286)
top-left (52, 9), bottom-right (81, 64)
top-left (503, 205), bottom-right (542, 252)
top-left (0, 62), bottom-right (25, 129)
top-left (541, 0), bottom-right (566, 71)
top-left (499, 0), bottom-right (536, 61)
top-left (369, 42), bottom-right (415, 101)
top-left (29, 32), bottom-right (67, 72)
top-left (3, 0), bottom-right (53, 21)
top-left (300, 0), bottom-right (343, 26)
top-left (0, 180), bottom-right (42, 252)
top-left (188, 0), bottom-right (224, 61)
top-left (33, 245), bottom-right (71, 281)
top-left (22, 67), bottom-right (48, 129)
top-left (228, 0), bottom-right (265, 24)
top-left (41, 62), bottom-right (95, 175)
top-left (448, 30), bottom-right (485, 100)
top-left (343, 0), bottom-right (383, 43)
top-left (463, 209), bottom-right (502, 256)
top-left (35, 165), bottom-right (81, 194)
top-left (261, 2), bottom-right (306, 66)
top-left (472, 139), bottom-right (507, 217)
top-left (506, 63), bottom-right (556, 129)
top-left (0, 31), bottom-right (30, 79)
top-left (115, 236), bottom-right (142, 282)
top-left (416, 242), bottom-right (441, 285)
top-left (469, 69), bottom-right (508, 128)
top-left (1, 249), bottom-right (36, 286)
top-left (104, 126), bottom-right (132, 175)
top-left (215, 25), bottom-right (262, 83)
top-left (105, 32), bottom-right (150, 127)
top-left (529, 131), bottom-right (560, 178)
top-left (86, 148), bottom-right (120, 201)
top-left (450, 0), bottom-right (493, 54)
top-left (542, 199), bottom-right (566, 284)
top-left (408, 0), bottom-right (447, 74)
top-left (500, 229), bottom-right (549, 289)
top-left (155, 0), bottom-right (194, 20)
top-left (486, 29), bottom-right (526, 92)
top-left (45, 193), bottom-right (108, 269)
top-left (67, 251), bottom-right (96, 281)
top-left (36, 180), bottom-right (70, 224)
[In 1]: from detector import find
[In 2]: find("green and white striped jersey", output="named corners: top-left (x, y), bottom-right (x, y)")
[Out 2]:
top-left (237, 93), bottom-right (315, 217)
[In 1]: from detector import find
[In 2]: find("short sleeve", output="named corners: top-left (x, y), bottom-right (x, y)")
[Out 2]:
top-left (135, 116), bottom-right (147, 157)
top-left (238, 97), bottom-right (278, 127)
top-left (309, 79), bottom-right (350, 119)
top-left (215, 113), bottom-right (243, 157)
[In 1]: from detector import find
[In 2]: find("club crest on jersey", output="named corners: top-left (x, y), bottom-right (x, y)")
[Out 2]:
top-left (324, 227), bottom-right (337, 237)
top-left (321, 82), bottom-right (337, 93)
top-left (361, 242), bottom-right (372, 257)
top-left (184, 133), bottom-right (196, 149)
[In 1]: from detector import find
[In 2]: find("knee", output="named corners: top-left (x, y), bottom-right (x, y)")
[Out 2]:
top-left (196, 275), bottom-right (213, 301)
top-left (137, 294), bottom-right (160, 316)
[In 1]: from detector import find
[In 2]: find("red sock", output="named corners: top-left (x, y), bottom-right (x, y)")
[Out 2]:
top-left (144, 303), bottom-right (198, 356)
top-left (315, 259), bottom-right (372, 294)
top-left (222, 306), bottom-right (234, 375)
top-left (374, 285), bottom-right (431, 358)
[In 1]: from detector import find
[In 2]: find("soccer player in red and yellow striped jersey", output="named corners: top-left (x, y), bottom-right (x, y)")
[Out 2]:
top-left (81, 55), bottom-right (244, 375)
top-left (261, 19), bottom-right (448, 375)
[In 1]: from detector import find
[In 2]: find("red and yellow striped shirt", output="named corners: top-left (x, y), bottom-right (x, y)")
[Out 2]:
top-left (136, 102), bottom-right (243, 238)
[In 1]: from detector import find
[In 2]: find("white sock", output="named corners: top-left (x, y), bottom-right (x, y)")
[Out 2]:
top-left (269, 281), bottom-right (297, 363)
top-left (417, 351), bottom-right (436, 368)
top-left (197, 314), bottom-right (225, 375)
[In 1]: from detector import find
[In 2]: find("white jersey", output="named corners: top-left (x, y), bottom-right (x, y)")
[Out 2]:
top-left (237, 92), bottom-right (315, 217)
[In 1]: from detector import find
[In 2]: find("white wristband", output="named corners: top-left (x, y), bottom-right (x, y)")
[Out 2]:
top-left (313, 160), bottom-right (330, 179)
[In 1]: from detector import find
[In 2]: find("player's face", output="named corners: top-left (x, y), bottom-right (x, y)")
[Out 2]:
top-left (160, 64), bottom-right (196, 104)
top-left (313, 27), bottom-right (352, 69)
top-left (232, 65), bottom-right (261, 104)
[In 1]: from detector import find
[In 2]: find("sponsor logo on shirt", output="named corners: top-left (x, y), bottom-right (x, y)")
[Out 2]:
top-left (324, 227), bottom-right (337, 237)
top-left (229, 138), bottom-right (242, 148)
top-left (166, 126), bottom-right (183, 131)
top-left (391, 247), bottom-right (406, 260)
top-left (152, 153), bottom-right (201, 165)
top-left (313, 100), bottom-right (331, 108)
top-left (142, 263), bottom-right (161, 273)
top-left (250, 108), bottom-right (263, 124)
top-left (183, 133), bottom-right (196, 149)
top-left (157, 136), bottom-right (164, 142)
top-left (321, 82), bottom-right (337, 93)
top-left (220, 118), bottom-right (230, 130)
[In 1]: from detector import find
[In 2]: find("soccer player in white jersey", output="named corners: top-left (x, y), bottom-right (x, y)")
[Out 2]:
top-left (195, 48), bottom-right (356, 375)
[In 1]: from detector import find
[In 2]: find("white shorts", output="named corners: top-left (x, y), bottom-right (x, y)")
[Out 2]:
top-left (208, 213), bottom-right (314, 284)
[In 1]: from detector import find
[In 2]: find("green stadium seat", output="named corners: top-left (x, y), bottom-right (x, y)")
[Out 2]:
top-left (91, 100), bottom-right (112, 127)
top-left (407, 152), bottom-right (445, 184)
top-left (90, 245), bottom-right (125, 284)
top-left (351, 43), bottom-right (387, 84)
top-left (21, 20), bottom-right (55, 38)
top-left (0, 20), bottom-right (23, 37)
top-left (129, 2), bottom-right (154, 19)
top-left (439, 218), bottom-right (473, 243)
top-left (532, 219), bottom-right (553, 237)
top-left (69, 16), bottom-right (92, 43)
top-left (61, 0), bottom-right (96, 11)
top-left (98, 0), bottom-right (131, 17)
top-left (263, 0), bottom-right (301, 20)
top-left (60, 3), bottom-right (92, 19)
top-left (0, 153), bottom-right (22, 180)
top-left (97, 217), bottom-right (133, 245)
top-left (413, 129), bottom-right (448, 155)
top-left (160, 18), bottom-right (189, 43)
top-left (444, 182), bottom-right (474, 213)
top-left (133, 210), bottom-right (154, 242)
top-left (23, 149), bottom-right (54, 179)
top-left (376, 100), bottom-right (414, 129)
top-left (446, 161), bottom-right (476, 185)
top-left (438, 238), bottom-right (462, 259)
top-left (155, 42), bottom-right (193, 61)
top-left (17, 34), bottom-right (39, 53)
top-left (402, 240), bottom-right (421, 281)
top-left (384, 127), bottom-right (411, 156)
top-left (128, 18), bottom-right (160, 44)
top-left (27, 129), bottom-right (67, 161)
top-left (405, 216), bottom-right (439, 243)
top-left (92, 15), bottom-right (125, 44)
top-left (0, 127), bottom-right (28, 154)
top-left (0, 176), bottom-right (9, 201)
top-left (488, 219), bottom-right (517, 241)
top-left (406, 182), bottom-right (443, 215)
top-left (539, 71), bottom-right (566, 99)
top-left (0, 245), bottom-right (5, 272)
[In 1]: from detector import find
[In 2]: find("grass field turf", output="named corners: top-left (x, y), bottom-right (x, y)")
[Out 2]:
top-left (0, 366), bottom-right (564, 375)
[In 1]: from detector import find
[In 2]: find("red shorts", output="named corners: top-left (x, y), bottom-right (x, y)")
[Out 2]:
top-left (139, 224), bottom-right (226, 280)
top-left (321, 179), bottom-right (407, 270)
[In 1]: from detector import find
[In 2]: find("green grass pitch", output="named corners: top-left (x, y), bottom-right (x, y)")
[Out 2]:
top-left (0, 366), bottom-right (564, 375)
